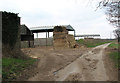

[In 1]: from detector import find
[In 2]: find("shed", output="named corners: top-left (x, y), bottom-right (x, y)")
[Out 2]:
top-left (20, 24), bottom-right (34, 48)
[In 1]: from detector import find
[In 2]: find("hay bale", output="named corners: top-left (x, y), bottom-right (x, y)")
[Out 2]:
top-left (53, 37), bottom-right (69, 49)
top-left (54, 26), bottom-right (68, 32)
top-left (67, 34), bottom-right (76, 48)
top-left (53, 26), bottom-right (69, 49)
top-left (53, 26), bottom-right (77, 49)
top-left (54, 34), bottom-right (68, 40)
top-left (53, 39), bottom-right (69, 49)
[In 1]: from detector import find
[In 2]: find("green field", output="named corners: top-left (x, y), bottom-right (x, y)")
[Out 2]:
top-left (76, 39), bottom-right (112, 47)
top-left (108, 42), bottom-right (118, 49)
top-left (2, 57), bottom-right (37, 81)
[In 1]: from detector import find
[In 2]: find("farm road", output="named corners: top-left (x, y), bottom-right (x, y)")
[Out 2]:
top-left (24, 43), bottom-right (117, 81)
top-left (55, 43), bottom-right (111, 81)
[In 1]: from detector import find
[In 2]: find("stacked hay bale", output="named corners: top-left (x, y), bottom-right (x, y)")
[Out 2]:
top-left (53, 26), bottom-right (69, 49)
top-left (67, 34), bottom-right (76, 48)
top-left (53, 26), bottom-right (77, 49)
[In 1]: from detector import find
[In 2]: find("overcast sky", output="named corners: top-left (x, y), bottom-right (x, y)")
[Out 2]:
top-left (0, 0), bottom-right (116, 39)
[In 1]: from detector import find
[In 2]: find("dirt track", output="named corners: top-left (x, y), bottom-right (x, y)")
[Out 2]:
top-left (22, 43), bottom-right (118, 81)
top-left (22, 46), bottom-right (88, 81)
top-left (55, 43), bottom-right (111, 81)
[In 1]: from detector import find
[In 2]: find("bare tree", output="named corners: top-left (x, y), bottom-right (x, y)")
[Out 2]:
top-left (98, 0), bottom-right (120, 42)
top-left (114, 28), bottom-right (120, 42)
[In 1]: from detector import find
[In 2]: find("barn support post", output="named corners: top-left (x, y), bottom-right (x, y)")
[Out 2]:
top-left (46, 31), bottom-right (47, 47)
top-left (74, 30), bottom-right (76, 37)
top-left (48, 32), bottom-right (49, 38)
top-left (37, 33), bottom-right (38, 38)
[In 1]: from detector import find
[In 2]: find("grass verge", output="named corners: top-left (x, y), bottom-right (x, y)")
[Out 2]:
top-left (108, 42), bottom-right (120, 69)
top-left (2, 57), bottom-right (37, 81)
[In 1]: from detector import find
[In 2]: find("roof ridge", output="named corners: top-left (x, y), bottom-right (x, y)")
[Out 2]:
top-left (30, 25), bottom-right (70, 28)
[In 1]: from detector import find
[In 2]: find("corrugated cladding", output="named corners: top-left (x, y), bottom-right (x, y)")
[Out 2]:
top-left (30, 25), bottom-right (75, 33)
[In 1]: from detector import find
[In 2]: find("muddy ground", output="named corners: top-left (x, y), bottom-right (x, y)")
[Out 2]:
top-left (20, 44), bottom-right (118, 81)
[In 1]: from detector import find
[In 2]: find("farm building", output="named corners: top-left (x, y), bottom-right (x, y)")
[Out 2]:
top-left (75, 34), bottom-right (100, 40)
top-left (1, 11), bottom-right (21, 57)
top-left (20, 24), bottom-right (34, 48)
top-left (30, 25), bottom-right (76, 47)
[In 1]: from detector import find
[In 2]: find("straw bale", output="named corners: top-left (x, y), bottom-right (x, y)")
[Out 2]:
top-left (67, 34), bottom-right (76, 48)
top-left (53, 26), bottom-right (77, 49)
top-left (54, 26), bottom-right (67, 32)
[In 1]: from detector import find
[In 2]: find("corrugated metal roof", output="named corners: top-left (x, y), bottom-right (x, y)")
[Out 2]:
top-left (29, 25), bottom-right (75, 33)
